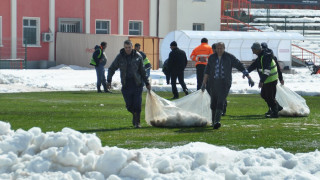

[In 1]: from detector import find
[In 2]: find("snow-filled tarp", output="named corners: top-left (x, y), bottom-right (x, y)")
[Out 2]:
top-left (276, 85), bottom-right (310, 117)
top-left (145, 90), bottom-right (211, 127)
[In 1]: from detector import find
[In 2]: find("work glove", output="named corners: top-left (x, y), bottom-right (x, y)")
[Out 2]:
top-left (201, 84), bottom-right (206, 92)
top-left (248, 77), bottom-right (255, 87)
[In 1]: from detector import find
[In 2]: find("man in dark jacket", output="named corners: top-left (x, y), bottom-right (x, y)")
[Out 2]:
top-left (167, 41), bottom-right (188, 99)
top-left (247, 42), bottom-right (279, 118)
top-left (107, 40), bottom-right (151, 128)
top-left (201, 42), bottom-right (254, 129)
top-left (162, 59), bottom-right (170, 85)
top-left (261, 42), bottom-right (284, 116)
top-left (134, 43), bottom-right (152, 79)
top-left (92, 42), bottom-right (111, 93)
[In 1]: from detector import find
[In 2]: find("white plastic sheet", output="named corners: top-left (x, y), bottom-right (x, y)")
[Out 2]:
top-left (145, 90), bottom-right (212, 127)
top-left (276, 85), bottom-right (310, 117)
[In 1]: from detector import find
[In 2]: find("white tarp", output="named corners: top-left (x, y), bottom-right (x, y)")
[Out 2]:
top-left (276, 85), bottom-right (310, 117)
top-left (160, 30), bottom-right (304, 68)
top-left (145, 90), bottom-right (211, 127)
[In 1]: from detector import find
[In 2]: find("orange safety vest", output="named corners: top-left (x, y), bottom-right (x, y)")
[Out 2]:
top-left (190, 43), bottom-right (213, 66)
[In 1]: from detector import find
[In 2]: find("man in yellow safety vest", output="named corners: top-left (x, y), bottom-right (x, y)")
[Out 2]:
top-left (247, 42), bottom-right (279, 118)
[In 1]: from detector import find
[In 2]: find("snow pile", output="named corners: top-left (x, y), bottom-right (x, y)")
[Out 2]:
top-left (0, 65), bottom-right (320, 96)
top-left (0, 121), bottom-right (320, 179)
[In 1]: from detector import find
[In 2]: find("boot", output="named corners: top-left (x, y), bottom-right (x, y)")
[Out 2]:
top-left (266, 105), bottom-right (278, 118)
top-left (213, 109), bottom-right (223, 129)
top-left (184, 89), bottom-right (189, 96)
top-left (133, 112), bottom-right (141, 128)
top-left (103, 84), bottom-right (112, 93)
top-left (97, 86), bottom-right (102, 93)
top-left (276, 101), bottom-right (283, 112)
top-left (265, 107), bottom-right (272, 117)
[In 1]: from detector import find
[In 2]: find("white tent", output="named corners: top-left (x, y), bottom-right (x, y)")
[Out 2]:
top-left (160, 30), bottom-right (304, 68)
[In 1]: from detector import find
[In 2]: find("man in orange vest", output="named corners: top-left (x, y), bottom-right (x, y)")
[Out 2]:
top-left (190, 38), bottom-right (213, 90)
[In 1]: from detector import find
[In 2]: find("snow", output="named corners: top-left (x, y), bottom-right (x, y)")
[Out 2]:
top-left (0, 64), bottom-right (319, 96)
top-left (0, 65), bottom-right (320, 179)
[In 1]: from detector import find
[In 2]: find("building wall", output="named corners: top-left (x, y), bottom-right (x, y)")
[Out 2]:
top-left (177, 0), bottom-right (221, 31)
top-left (17, 0), bottom-right (50, 60)
top-left (123, 0), bottom-right (150, 36)
top-left (1, 0), bottom-right (222, 65)
top-left (0, 0), bottom-right (11, 47)
top-left (158, 0), bottom-right (177, 38)
top-left (91, 0), bottom-right (118, 34)
top-left (157, 0), bottom-right (221, 38)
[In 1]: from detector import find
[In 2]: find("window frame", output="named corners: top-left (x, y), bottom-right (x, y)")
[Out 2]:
top-left (22, 17), bottom-right (41, 47)
top-left (128, 20), bottom-right (143, 36)
top-left (58, 18), bottom-right (83, 33)
top-left (95, 19), bottom-right (111, 34)
top-left (193, 23), bottom-right (205, 31)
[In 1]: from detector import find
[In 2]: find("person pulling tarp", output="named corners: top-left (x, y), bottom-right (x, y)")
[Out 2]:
top-left (276, 85), bottom-right (310, 117)
top-left (145, 90), bottom-right (211, 127)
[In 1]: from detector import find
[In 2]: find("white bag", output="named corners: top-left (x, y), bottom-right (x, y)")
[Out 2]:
top-left (145, 90), bottom-right (212, 127)
top-left (276, 85), bottom-right (310, 117)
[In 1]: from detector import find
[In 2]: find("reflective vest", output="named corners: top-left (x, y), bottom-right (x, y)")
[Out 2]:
top-left (143, 57), bottom-right (150, 66)
top-left (143, 57), bottom-right (151, 70)
top-left (259, 55), bottom-right (278, 84)
top-left (90, 48), bottom-right (102, 66)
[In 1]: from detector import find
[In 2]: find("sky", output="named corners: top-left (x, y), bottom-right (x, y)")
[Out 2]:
top-left (0, 65), bottom-right (320, 179)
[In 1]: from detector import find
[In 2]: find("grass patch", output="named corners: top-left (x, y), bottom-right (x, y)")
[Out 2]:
top-left (0, 91), bottom-right (319, 153)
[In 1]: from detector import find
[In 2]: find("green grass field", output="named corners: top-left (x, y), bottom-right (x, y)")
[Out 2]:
top-left (0, 91), bottom-right (319, 153)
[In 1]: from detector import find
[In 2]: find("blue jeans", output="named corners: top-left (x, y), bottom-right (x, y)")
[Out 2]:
top-left (95, 64), bottom-right (106, 88)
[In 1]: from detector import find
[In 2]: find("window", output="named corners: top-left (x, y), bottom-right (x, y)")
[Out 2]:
top-left (23, 17), bottom-right (40, 46)
top-left (0, 16), bottom-right (2, 46)
top-left (129, 21), bottom-right (142, 35)
top-left (58, 18), bottom-right (82, 33)
top-left (193, 23), bottom-right (204, 31)
top-left (96, 20), bottom-right (110, 34)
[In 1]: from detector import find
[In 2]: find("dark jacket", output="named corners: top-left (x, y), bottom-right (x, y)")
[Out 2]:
top-left (162, 59), bottom-right (170, 75)
top-left (92, 45), bottom-right (107, 66)
top-left (167, 47), bottom-right (188, 73)
top-left (247, 50), bottom-right (276, 83)
top-left (205, 51), bottom-right (246, 86)
top-left (107, 49), bottom-right (149, 87)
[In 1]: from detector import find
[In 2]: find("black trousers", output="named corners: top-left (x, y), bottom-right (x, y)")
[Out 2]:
top-left (121, 79), bottom-right (143, 114)
top-left (196, 64), bottom-right (206, 90)
top-left (261, 80), bottom-right (277, 109)
top-left (210, 79), bottom-right (231, 112)
top-left (165, 73), bottom-right (171, 84)
top-left (171, 71), bottom-right (187, 97)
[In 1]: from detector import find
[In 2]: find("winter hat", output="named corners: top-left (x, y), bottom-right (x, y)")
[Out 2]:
top-left (251, 42), bottom-right (262, 50)
top-left (170, 41), bottom-right (177, 47)
top-left (261, 42), bottom-right (268, 50)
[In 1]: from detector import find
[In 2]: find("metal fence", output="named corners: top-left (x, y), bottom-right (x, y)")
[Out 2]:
top-left (0, 38), bottom-right (27, 69)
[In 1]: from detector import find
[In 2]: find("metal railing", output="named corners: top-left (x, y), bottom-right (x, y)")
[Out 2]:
top-left (221, 15), bottom-right (320, 66)
top-left (291, 44), bottom-right (320, 65)
top-left (221, 15), bottom-right (262, 32)
top-left (0, 38), bottom-right (27, 69)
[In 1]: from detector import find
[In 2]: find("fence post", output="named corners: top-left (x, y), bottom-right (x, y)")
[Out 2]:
top-left (24, 40), bottom-right (27, 69)
top-left (303, 21), bottom-right (305, 36)
top-left (284, 17), bottom-right (287, 32)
